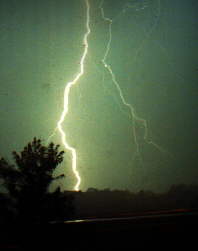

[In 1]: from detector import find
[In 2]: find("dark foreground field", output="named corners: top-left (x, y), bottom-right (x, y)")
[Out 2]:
top-left (1, 209), bottom-right (198, 250)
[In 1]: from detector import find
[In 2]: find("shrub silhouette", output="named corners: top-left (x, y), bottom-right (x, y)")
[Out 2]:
top-left (0, 137), bottom-right (73, 224)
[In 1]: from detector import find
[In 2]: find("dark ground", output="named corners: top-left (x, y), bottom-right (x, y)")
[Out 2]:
top-left (1, 209), bottom-right (198, 250)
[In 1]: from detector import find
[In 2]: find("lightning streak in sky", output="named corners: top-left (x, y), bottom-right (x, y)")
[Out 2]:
top-left (99, 0), bottom-right (166, 162)
top-left (57, 0), bottom-right (90, 191)
top-left (49, 0), bottom-right (167, 191)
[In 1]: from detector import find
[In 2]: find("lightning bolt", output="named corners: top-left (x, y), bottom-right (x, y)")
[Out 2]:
top-left (99, 0), bottom-right (167, 163)
top-left (48, 0), bottom-right (169, 192)
top-left (56, 0), bottom-right (90, 191)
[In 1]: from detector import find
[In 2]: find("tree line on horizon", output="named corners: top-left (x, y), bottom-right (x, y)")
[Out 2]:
top-left (0, 137), bottom-right (198, 224)
top-left (74, 184), bottom-right (198, 218)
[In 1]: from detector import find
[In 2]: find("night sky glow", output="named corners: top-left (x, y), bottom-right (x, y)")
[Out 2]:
top-left (0, 0), bottom-right (197, 192)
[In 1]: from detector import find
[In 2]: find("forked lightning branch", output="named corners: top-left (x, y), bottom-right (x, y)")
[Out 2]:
top-left (52, 0), bottom-right (165, 191)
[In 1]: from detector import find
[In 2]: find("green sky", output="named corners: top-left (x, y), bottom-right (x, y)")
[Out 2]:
top-left (0, 0), bottom-right (197, 192)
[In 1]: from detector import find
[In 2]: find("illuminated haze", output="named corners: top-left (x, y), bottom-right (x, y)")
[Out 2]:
top-left (0, 0), bottom-right (197, 192)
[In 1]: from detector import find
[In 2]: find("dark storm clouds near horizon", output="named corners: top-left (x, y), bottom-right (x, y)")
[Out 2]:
top-left (0, 0), bottom-right (197, 192)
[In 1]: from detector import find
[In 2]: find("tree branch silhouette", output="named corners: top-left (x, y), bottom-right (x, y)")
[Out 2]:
top-left (0, 137), bottom-right (74, 224)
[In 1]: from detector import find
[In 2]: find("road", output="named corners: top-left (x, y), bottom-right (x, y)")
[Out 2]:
top-left (1, 209), bottom-right (198, 250)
